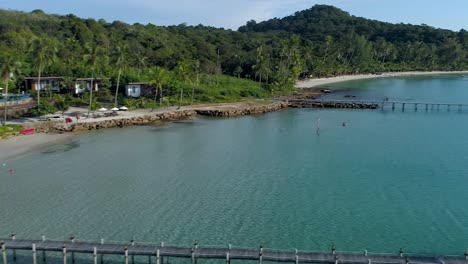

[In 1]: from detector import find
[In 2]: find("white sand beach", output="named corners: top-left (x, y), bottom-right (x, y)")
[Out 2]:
top-left (0, 132), bottom-right (74, 160)
top-left (295, 71), bottom-right (468, 88)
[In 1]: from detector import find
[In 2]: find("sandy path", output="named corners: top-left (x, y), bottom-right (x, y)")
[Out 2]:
top-left (295, 71), bottom-right (468, 88)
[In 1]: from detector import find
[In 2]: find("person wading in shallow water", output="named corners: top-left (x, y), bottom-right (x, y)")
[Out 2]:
top-left (316, 117), bottom-right (320, 135)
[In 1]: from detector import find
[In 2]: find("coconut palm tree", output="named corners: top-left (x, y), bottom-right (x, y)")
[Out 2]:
top-left (0, 53), bottom-right (21, 126)
top-left (113, 44), bottom-right (127, 107)
top-left (83, 43), bottom-right (105, 117)
top-left (149, 66), bottom-right (169, 106)
top-left (176, 59), bottom-right (193, 109)
top-left (29, 35), bottom-right (57, 108)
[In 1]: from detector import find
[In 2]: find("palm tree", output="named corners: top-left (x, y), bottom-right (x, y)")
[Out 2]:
top-left (0, 53), bottom-right (20, 126)
top-left (149, 66), bottom-right (169, 106)
top-left (29, 35), bottom-right (56, 108)
top-left (191, 60), bottom-right (200, 105)
top-left (114, 45), bottom-right (127, 107)
top-left (83, 43), bottom-right (104, 117)
top-left (176, 59), bottom-right (193, 109)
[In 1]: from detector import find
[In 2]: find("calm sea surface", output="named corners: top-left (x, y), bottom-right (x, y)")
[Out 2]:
top-left (2, 75), bottom-right (468, 261)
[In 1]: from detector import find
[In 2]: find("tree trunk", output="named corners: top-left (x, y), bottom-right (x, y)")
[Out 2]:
top-left (87, 77), bottom-right (94, 118)
top-left (114, 68), bottom-right (122, 107)
top-left (37, 68), bottom-right (42, 111)
top-left (2, 78), bottom-right (9, 126)
top-left (191, 74), bottom-right (198, 105)
top-left (159, 84), bottom-right (163, 106)
top-left (178, 87), bottom-right (184, 109)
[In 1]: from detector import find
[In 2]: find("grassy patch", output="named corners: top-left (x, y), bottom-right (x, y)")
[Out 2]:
top-left (166, 75), bottom-right (291, 105)
top-left (0, 124), bottom-right (23, 137)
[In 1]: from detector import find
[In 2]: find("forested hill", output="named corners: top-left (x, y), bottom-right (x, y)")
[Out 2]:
top-left (239, 5), bottom-right (468, 75)
top-left (0, 5), bottom-right (467, 96)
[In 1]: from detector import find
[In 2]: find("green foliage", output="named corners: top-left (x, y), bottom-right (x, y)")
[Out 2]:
top-left (28, 100), bottom-right (58, 116)
top-left (0, 4), bottom-right (466, 103)
top-left (54, 95), bottom-right (70, 113)
top-left (0, 124), bottom-right (23, 137)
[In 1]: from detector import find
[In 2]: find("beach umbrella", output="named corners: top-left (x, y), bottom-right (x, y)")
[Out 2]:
top-left (111, 107), bottom-right (119, 111)
top-left (119, 106), bottom-right (128, 111)
top-left (98, 107), bottom-right (108, 112)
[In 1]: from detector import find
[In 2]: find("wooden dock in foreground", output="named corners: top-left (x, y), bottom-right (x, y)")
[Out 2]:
top-left (2, 236), bottom-right (468, 264)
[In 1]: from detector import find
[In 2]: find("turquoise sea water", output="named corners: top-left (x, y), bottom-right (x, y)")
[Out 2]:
top-left (1, 75), bottom-right (468, 261)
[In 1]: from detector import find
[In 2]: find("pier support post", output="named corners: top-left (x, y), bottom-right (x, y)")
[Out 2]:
top-left (332, 245), bottom-right (336, 255)
top-left (399, 248), bottom-right (404, 258)
top-left (148, 255), bottom-right (151, 264)
top-left (125, 246), bottom-right (129, 264)
top-left (364, 250), bottom-right (368, 256)
top-left (2, 241), bottom-right (7, 264)
top-left (414, 104), bottom-right (418, 112)
top-left (464, 251), bottom-right (468, 260)
top-left (42, 250), bottom-right (46, 262)
top-left (93, 247), bottom-right (97, 264)
top-left (100, 254), bottom-right (103, 264)
top-left (295, 254), bottom-right (299, 264)
top-left (156, 249), bottom-right (160, 264)
top-left (402, 103), bottom-right (405, 112)
top-left (11, 233), bottom-right (16, 262)
top-left (226, 252), bottom-right (230, 264)
top-left (425, 104), bottom-right (428, 112)
top-left (392, 103), bottom-right (395, 111)
top-left (448, 105), bottom-right (451, 112)
top-left (335, 255), bottom-right (338, 264)
top-left (191, 246), bottom-right (195, 264)
top-left (63, 244), bottom-right (67, 264)
top-left (70, 235), bottom-right (75, 264)
top-left (33, 243), bottom-right (37, 264)
top-left (259, 244), bottom-right (263, 264)
top-left (368, 259), bottom-right (371, 264)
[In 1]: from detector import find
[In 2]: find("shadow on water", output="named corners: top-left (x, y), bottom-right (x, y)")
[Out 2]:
top-left (40, 141), bottom-right (81, 154)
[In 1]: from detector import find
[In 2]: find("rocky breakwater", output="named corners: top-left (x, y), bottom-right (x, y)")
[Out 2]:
top-left (32, 110), bottom-right (196, 133)
top-left (195, 102), bottom-right (288, 117)
top-left (288, 100), bottom-right (379, 109)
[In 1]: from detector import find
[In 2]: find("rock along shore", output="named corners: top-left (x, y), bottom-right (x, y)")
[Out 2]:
top-left (29, 102), bottom-right (289, 133)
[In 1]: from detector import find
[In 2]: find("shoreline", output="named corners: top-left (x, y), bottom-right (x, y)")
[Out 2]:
top-left (0, 101), bottom-right (288, 159)
top-left (0, 132), bottom-right (75, 160)
top-left (295, 70), bottom-right (468, 88)
top-left (2, 70), bottom-right (467, 159)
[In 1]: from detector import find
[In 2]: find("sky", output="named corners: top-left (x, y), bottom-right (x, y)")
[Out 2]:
top-left (0, 0), bottom-right (466, 31)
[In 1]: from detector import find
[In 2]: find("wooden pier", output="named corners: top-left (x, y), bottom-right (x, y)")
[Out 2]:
top-left (2, 236), bottom-right (468, 264)
top-left (286, 99), bottom-right (468, 112)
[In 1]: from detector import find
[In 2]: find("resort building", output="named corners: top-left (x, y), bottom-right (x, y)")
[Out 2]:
top-left (75, 78), bottom-right (106, 94)
top-left (24, 77), bottom-right (63, 92)
top-left (125, 82), bottom-right (155, 98)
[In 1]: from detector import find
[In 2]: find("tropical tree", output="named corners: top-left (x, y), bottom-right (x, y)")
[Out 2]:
top-left (83, 43), bottom-right (105, 116)
top-left (29, 35), bottom-right (57, 107)
top-left (0, 51), bottom-right (20, 125)
top-left (149, 66), bottom-right (170, 106)
top-left (176, 59), bottom-right (193, 108)
top-left (113, 44), bottom-right (127, 107)
top-left (191, 60), bottom-right (200, 104)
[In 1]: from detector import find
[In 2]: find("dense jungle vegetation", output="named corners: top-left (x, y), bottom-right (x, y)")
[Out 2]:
top-left (0, 5), bottom-right (467, 110)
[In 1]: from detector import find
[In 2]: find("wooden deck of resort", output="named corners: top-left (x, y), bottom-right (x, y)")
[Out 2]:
top-left (2, 237), bottom-right (468, 264)
top-left (287, 98), bottom-right (468, 112)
